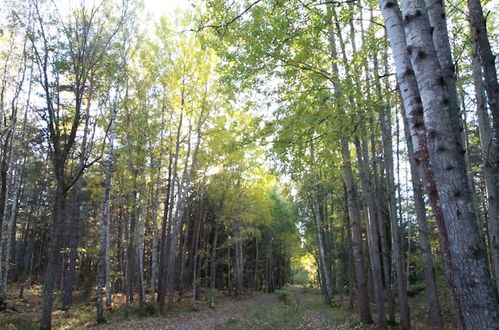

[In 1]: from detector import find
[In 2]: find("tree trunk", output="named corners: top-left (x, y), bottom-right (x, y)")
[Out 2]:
top-left (137, 202), bottom-right (146, 306)
top-left (157, 149), bottom-right (173, 307)
top-left (472, 42), bottom-right (499, 294)
top-left (97, 108), bottom-right (116, 323)
top-left (371, 47), bottom-right (397, 324)
top-left (402, 103), bottom-right (444, 329)
top-left (340, 139), bottom-right (372, 324)
top-left (379, 93), bottom-right (410, 329)
top-left (327, 5), bottom-right (372, 322)
top-left (354, 136), bottom-right (386, 328)
top-left (166, 118), bottom-right (191, 309)
top-left (62, 91), bottom-right (93, 310)
top-left (467, 0), bottom-right (499, 132)
top-left (400, 0), bottom-right (499, 327)
top-left (2, 157), bottom-right (23, 293)
top-left (149, 179), bottom-right (160, 301)
top-left (312, 182), bottom-right (334, 305)
top-left (265, 230), bottom-right (274, 293)
top-left (234, 221), bottom-right (244, 299)
top-left (41, 179), bottom-right (67, 330)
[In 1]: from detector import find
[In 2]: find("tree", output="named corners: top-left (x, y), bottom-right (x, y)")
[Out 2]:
top-left (29, 1), bottom-right (124, 327)
top-left (393, 0), bottom-right (498, 327)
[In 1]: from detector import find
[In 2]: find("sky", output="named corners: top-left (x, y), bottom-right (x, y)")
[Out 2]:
top-left (142, 0), bottom-right (191, 20)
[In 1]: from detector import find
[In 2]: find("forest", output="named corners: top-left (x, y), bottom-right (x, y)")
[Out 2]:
top-left (0, 0), bottom-right (498, 329)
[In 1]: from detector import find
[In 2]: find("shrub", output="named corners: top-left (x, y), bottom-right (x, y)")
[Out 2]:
top-left (275, 289), bottom-right (290, 304)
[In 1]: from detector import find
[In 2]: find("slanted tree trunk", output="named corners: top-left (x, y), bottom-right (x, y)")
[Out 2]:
top-left (467, 0), bottom-right (499, 130)
top-left (399, 0), bottom-right (499, 327)
top-left (425, 0), bottom-right (461, 120)
top-left (379, 0), bottom-right (459, 322)
top-left (471, 42), bottom-right (499, 293)
top-left (165, 96), bottom-right (206, 309)
top-left (0, 34), bottom-right (28, 303)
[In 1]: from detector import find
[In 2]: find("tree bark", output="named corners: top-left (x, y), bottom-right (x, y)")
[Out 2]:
top-left (471, 42), bottom-right (499, 294)
top-left (97, 107), bottom-right (116, 323)
top-left (157, 148), bottom-right (173, 307)
top-left (327, 5), bottom-right (372, 322)
top-left (354, 135), bottom-right (386, 328)
top-left (311, 183), bottom-right (334, 305)
top-left (234, 221), bottom-right (244, 299)
top-left (41, 180), bottom-right (67, 330)
top-left (378, 88), bottom-right (410, 330)
top-left (402, 103), bottom-right (444, 329)
top-left (467, 0), bottom-right (499, 132)
top-left (400, 0), bottom-right (499, 327)
top-left (166, 117), bottom-right (191, 309)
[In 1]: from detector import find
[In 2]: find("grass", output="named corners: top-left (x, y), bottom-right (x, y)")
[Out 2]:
top-left (1, 282), bottom-right (458, 329)
top-left (223, 286), bottom-right (365, 329)
top-left (223, 297), bottom-right (305, 329)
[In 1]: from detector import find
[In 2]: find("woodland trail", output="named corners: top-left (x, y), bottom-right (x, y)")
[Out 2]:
top-left (100, 287), bottom-right (356, 330)
top-left (102, 294), bottom-right (279, 330)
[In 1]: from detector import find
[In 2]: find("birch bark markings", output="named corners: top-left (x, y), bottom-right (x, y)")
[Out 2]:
top-left (399, 0), bottom-right (498, 327)
top-left (378, 0), bottom-right (459, 322)
top-left (467, 0), bottom-right (499, 296)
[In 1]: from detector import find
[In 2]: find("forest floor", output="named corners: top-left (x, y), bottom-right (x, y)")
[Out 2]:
top-left (0, 284), bottom-right (456, 329)
top-left (100, 286), bottom-right (356, 330)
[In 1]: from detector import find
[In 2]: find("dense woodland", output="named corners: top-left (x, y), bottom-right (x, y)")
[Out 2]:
top-left (0, 0), bottom-right (498, 329)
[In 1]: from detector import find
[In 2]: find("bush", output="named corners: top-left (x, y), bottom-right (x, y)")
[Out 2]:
top-left (275, 289), bottom-right (290, 304)
top-left (131, 302), bottom-right (158, 317)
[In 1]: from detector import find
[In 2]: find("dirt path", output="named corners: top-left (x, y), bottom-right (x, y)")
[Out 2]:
top-left (295, 289), bottom-right (356, 330)
top-left (102, 294), bottom-right (279, 330)
top-left (99, 287), bottom-right (361, 330)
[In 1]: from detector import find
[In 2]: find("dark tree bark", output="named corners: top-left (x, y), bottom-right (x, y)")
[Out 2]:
top-left (354, 135), bottom-right (387, 328)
